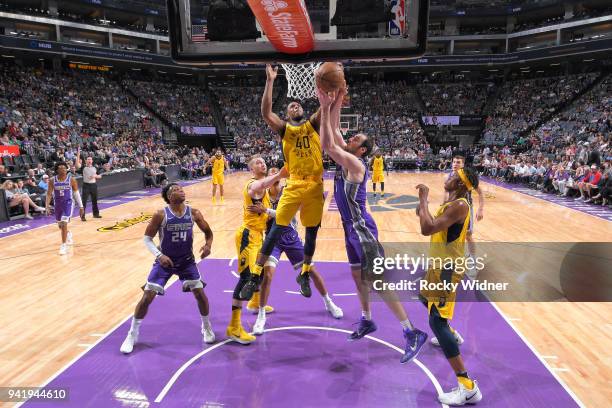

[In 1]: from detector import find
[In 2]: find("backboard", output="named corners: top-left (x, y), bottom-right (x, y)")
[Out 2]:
top-left (167, 0), bottom-right (429, 65)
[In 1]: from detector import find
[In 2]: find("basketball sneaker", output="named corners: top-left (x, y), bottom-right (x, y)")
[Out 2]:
top-left (212, 196), bottom-right (216, 204)
top-left (431, 329), bottom-right (464, 347)
top-left (120, 331), bottom-right (138, 354)
top-left (66, 231), bottom-right (73, 245)
top-left (246, 292), bottom-right (275, 314)
top-left (325, 301), bottom-right (344, 319)
top-left (438, 380), bottom-right (482, 406)
top-left (226, 324), bottom-right (255, 344)
top-left (296, 272), bottom-right (312, 298)
top-left (348, 317), bottom-right (377, 340)
top-left (201, 321), bottom-right (215, 344)
top-left (59, 244), bottom-right (67, 255)
top-left (253, 314), bottom-right (266, 335)
top-left (400, 328), bottom-right (428, 363)
top-left (221, 196), bottom-right (225, 203)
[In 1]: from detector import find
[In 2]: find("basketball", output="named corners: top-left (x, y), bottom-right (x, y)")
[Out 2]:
top-left (315, 62), bottom-right (346, 93)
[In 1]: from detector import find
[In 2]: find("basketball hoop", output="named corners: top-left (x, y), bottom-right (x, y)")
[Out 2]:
top-left (339, 121), bottom-right (350, 136)
top-left (281, 62), bottom-right (322, 100)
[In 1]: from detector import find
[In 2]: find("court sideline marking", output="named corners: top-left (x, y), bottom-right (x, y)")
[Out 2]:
top-left (153, 325), bottom-right (447, 408)
top-left (0, 177), bottom-right (211, 241)
top-left (490, 302), bottom-right (585, 408)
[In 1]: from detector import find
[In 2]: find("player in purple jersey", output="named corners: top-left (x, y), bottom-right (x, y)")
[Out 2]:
top-left (45, 162), bottom-right (84, 255)
top-left (246, 167), bottom-right (344, 335)
top-left (120, 183), bottom-right (215, 354)
top-left (317, 86), bottom-right (427, 364)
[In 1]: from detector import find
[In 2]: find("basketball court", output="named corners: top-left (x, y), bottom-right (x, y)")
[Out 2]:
top-left (2, 172), bottom-right (611, 407)
top-left (1, 1), bottom-right (611, 407)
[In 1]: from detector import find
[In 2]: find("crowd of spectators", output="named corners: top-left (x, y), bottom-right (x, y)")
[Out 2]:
top-left (347, 80), bottom-right (433, 168)
top-left (126, 80), bottom-right (215, 130)
top-left (0, 63), bottom-right (214, 219)
top-left (418, 82), bottom-right (495, 115)
top-left (481, 73), bottom-right (599, 145)
top-left (211, 85), bottom-right (284, 169)
top-left (471, 136), bottom-right (611, 206)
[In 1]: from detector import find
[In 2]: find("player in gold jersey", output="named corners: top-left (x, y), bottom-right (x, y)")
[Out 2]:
top-left (370, 151), bottom-right (385, 198)
top-left (227, 155), bottom-right (286, 344)
top-left (416, 167), bottom-right (483, 406)
top-left (204, 150), bottom-right (229, 204)
top-left (239, 64), bottom-right (333, 300)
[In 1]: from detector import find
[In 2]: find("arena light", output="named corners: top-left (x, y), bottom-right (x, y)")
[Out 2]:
top-left (550, 62), bottom-right (561, 66)
top-left (488, 69), bottom-right (498, 72)
top-left (583, 59), bottom-right (594, 62)
top-left (2, 54), bottom-right (15, 58)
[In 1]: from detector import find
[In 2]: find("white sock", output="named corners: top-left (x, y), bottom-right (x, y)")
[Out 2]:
top-left (362, 310), bottom-right (372, 320)
top-left (400, 319), bottom-right (414, 330)
top-left (322, 293), bottom-right (332, 305)
top-left (258, 307), bottom-right (266, 319)
top-left (201, 315), bottom-right (210, 326)
top-left (130, 318), bottom-right (142, 334)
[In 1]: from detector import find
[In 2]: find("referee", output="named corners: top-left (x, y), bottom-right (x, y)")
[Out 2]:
top-left (81, 156), bottom-right (102, 221)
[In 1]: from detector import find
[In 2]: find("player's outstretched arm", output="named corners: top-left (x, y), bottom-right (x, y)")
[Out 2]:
top-left (247, 167), bottom-right (288, 197)
top-left (203, 157), bottom-right (213, 170)
top-left (318, 89), bottom-right (363, 179)
top-left (261, 65), bottom-right (285, 134)
top-left (330, 86), bottom-right (347, 149)
top-left (416, 184), bottom-right (468, 235)
top-left (193, 208), bottom-right (213, 259)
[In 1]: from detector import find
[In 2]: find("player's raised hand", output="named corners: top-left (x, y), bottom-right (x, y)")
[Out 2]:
top-left (338, 82), bottom-right (348, 99)
top-left (415, 184), bottom-right (429, 201)
top-left (199, 243), bottom-right (211, 259)
top-left (316, 87), bottom-right (335, 108)
top-left (158, 254), bottom-right (174, 268)
top-left (266, 64), bottom-right (278, 81)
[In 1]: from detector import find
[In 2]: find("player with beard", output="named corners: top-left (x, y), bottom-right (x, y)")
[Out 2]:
top-left (317, 86), bottom-right (427, 364)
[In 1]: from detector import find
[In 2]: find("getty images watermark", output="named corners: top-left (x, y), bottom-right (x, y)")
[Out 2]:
top-left (369, 253), bottom-right (509, 292)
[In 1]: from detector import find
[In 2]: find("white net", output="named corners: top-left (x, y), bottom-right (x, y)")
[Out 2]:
top-left (281, 62), bottom-right (322, 100)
